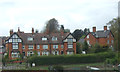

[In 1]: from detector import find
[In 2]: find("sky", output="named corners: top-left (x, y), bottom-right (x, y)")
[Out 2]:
top-left (0, 0), bottom-right (119, 36)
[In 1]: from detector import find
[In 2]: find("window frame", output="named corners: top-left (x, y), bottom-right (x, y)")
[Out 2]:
top-left (43, 45), bottom-right (48, 49)
top-left (28, 45), bottom-right (34, 49)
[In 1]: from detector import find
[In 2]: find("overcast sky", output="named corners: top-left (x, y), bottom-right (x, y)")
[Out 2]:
top-left (0, 0), bottom-right (119, 36)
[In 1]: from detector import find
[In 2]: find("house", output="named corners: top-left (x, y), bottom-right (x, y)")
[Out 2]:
top-left (5, 28), bottom-right (76, 59)
top-left (84, 26), bottom-right (114, 48)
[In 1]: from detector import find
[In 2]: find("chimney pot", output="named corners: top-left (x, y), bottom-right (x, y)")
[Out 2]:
top-left (93, 27), bottom-right (96, 32)
top-left (104, 26), bottom-right (107, 31)
top-left (32, 28), bottom-right (34, 34)
top-left (10, 29), bottom-right (13, 35)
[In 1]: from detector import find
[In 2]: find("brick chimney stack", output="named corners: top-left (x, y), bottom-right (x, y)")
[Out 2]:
top-left (93, 27), bottom-right (96, 32)
top-left (104, 26), bottom-right (107, 31)
top-left (18, 27), bottom-right (20, 33)
top-left (10, 29), bottom-right (13, 35)
top-left (32, 28), bottom-right (34, 34)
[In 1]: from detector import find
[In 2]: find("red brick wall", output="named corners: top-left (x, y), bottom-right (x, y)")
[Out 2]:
top-left (85, 33), bottom-right (96, 45)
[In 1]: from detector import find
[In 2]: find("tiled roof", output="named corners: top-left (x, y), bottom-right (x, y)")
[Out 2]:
top-left (91, 30), bottom-right (111, 38)
top-left (18, 32), bottom-right (69, 44)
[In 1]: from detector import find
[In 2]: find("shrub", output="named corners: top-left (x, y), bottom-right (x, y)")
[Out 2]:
top-left (27, 52), bottom-right (115, 66)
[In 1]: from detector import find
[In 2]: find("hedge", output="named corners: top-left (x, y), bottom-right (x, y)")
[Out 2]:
top-left (27, 52), bottom-right (115, 66)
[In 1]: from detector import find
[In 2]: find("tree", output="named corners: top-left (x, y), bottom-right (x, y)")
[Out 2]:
top-left (76, 42), bottom-right (82, 54)
top-left (82, 41), bottom-right (89, 53)
top-left (107, 17), bottom-right (119, 51)
top-left (43, 18), bottom-right (59, 34)
top-left (72, 29), bottom-right (84, 41)
top-left (84, 28), bottom-right (90, 35)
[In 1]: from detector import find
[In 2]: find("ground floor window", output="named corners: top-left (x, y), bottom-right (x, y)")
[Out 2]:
top-left (61, 51), bottom-right (63, 55)
top-left (38, 52), bottom-right (40, 56)
top-left (52, 51), bottom-right (59, 55)
top-left (67, 51), bottom-right (73, 55)
top-left (11, 52), bottom-right (19, 58)
top-left (27, 51), bottom-right (34, 56)
top-left (42, 51), bottom-right (49, 56)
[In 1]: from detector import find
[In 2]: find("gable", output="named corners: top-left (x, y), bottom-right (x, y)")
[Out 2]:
top-left (63, 33), bottom-right (76, 42)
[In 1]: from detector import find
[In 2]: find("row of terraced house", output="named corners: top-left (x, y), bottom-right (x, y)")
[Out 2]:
top-left (1, 26), bottom-right (114, 59)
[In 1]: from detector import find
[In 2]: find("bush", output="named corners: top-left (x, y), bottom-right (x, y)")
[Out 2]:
top-left (27, 52), bottom-right (115, 66)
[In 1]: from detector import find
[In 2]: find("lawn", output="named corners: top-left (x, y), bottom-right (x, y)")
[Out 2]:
top-left (3, 62), bottom-right (118, 71)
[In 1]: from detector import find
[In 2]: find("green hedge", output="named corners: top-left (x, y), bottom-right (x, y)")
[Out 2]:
top-left (27, 52), bottom-right (115, 66)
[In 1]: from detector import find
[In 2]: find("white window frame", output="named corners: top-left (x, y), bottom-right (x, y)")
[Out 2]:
top-left (27, 37), bottom-right (33, 41)
top-left (27, 51), bottom-right (34, 56)
top-left (11, 52), bottom-right (19, 58)
top-left (61, 45), bottom-right (64, 48)
top-left (42, 51), bottom-right (49, 56)
top-left (52, 51), bottom-right (59, 55)
top-left (107, 40), bottom-right (109, 44)
top-left (52, 37), bottom-right (57, 41)
top-left (42, 37), bottom-right (47, 41)
top-left (38, 52), bottom-right (40, 56)
top-left (67, 52), bottom-right (73, 55)
top-left (28, 45), bottom-right (34, 49)
top-left (43, 45), bottom-right (48, 49)
top-left (22, 45), bottom-right (25, 49)
top-left (111, 40), bottom-right (113, 44)
top-left (53, 45), bottom-right (58, 49)
top-left (68, 45), bottom-right (73, 48)
top-left (87, 40), bottom-right (90, 46)
top-left (37, 45), bottom-right (40, 49)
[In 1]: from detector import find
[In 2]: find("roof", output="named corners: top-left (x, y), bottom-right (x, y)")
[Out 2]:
top-left (85, 30), bottom-right (113, 38)
top-left (78, 38), bottom-right (84, 43)
top-left (0, 36), bottom-right (8, 46)
top-left (9, 32), bottom-right (70, 44)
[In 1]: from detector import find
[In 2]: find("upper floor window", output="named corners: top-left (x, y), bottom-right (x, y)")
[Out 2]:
top-left (8, 34), bottom-right (22, 43)
top-left (28, 45), bottom-right (34, 49)
top-left (37, 45), bottom-right (40, 49)
top-left (13, 43), bottom-right (18, 49)
top-left (87, 35), bottom-right (89, 38)
top-left (42, 37), bottom-right (47, 41)
top-left (67, 38), bottom-right (73, 44)
top-left (52, 36), bottom-right (57, 41)
top-left (43, 45), bottom-right (48, 49)
top-left (27, 37), bottom-right (33, 41)
top-left (22, 45), bottom-right (25, 49)
top-left (111, 40), bottom-right (113, 44)
top-left (53, 45), bottom-right (58, 49)
top-left (107, 35), bottom-right (109, 38)
top-left (68, 45), bottom-right (73, 48)
top-left (61, 45), bottom-right (64, 48)
top-left (87, 40), bottom-right (90, 46)
top-left (107, 40), bottom-right (109, 44)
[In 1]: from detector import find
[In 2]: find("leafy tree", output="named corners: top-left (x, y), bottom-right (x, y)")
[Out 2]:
top-left (84, 28), bottom-right (90, 35)
top-left (43, 18), bottom-right (59, 34)
top-left (72, 29), bottom-right (84, 41)
top-left (76, 42), bottom-right (82, 54)
top-left (82, 41), bottom-right (89, 53)
top-left (107, 17), bottom-right (119, 51)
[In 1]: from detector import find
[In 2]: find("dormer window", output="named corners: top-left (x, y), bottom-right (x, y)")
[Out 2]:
top-left (42, 37), bottom-right (47, 41)
top-left (52, 36), bottom-right (57, 41)
top-left (87, 35), bottom-right (89, 39)
top-left (28, 37), bottom-right (33, 41)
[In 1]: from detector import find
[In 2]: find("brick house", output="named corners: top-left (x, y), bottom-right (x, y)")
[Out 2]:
top-left (5, 28), bottom-right (76, 59)
top-left (84, 26), bottom-right (114, 48)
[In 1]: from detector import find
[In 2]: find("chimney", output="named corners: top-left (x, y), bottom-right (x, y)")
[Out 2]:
top-left (32, 28), bottom-right (34, 34)
top-left (10, 29), bottom-right (13, 35)
top-left (60, 25), bottom-right (64, 35)
top-left (104, 26), bottom-right (107, 31)
top-left (18, 27), bottom-right (20, 33)
top-left (93, 27), bottom-right (96, 32)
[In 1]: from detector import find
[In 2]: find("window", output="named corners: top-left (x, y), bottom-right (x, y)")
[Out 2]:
top-left (111, 40), bottom-right (113, 44)
top-left (67, 38), bottom-right (73, 48)
top-left (27, 51), bottom-right (34, 56)
top-left (61, 45), bottom-right (64, 48)
top-left (38, 52), bottom-right (40, 56)
top-left (27, 37), bottom-right (33, 41)
top-left (87, 35), bottom-right (89, 38)
top-left (12, 52), bottom-right (19, 58)
top-left (42, 37), bottom-right (47, 41)
top-left (52, 36), bottom-right (57, 41)
top-left (37, 45), bottom-right (40, 49)
top-left (68, 45), bottom-right (73, 48)
top-left (53, 45), bottom-right (58, 49)
top-left (87, 40), bottom-right (90, 45)
top-left (42, 51), bottom-right (49, 56)
top-left (28, 45), bottom-right (34, 49)
top-left (22, 45), bottom-right (25, 49)
top-left (13, 44), bottom-right (18, 49)
top-left (107, 35), bottom-right (109, 38)
top-left (67, 52), bottom-right (73, 55)
top-left (43, 45), bottom-right (48, 49)
top-left (107, 40), bottom-right (109, 44)
top-left (52, 51), bottom-right (59, 55)
top-left (67, 39), bottom-right (73, 44)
